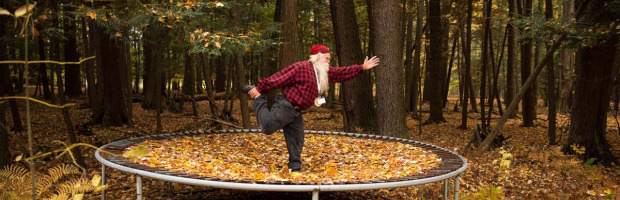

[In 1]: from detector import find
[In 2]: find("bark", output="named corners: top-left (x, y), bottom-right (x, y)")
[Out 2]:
top-left (559, 0), bottom-right (574, 113)
top-left (443, 31), bottom-right (458, 108)
top-left (564, 0), bottom-right (618, 165)
top-left (235, 53), bottom-right (251, 128)
top-left (366, 0), bottom-right (375, 56)
top-left (142, 25), bottom-right (157, 109)
top-left (521, 0), bottom-right (536, 127)
top-left (372, 0), bottom-right (407, 137)
top-left (215, 56), bottom-right (226, 92)
top-left (55, 57), bottom-right (87, 169)
top-left (330, 0), bottom-right (377, 132)
top-left (0, 3), bottom-right (9, 168)
top-left (410, 0), bottom-right (424, 114)
top-left (404, 0), bottom-right (414, 111)
top-left (480, 0), bottom-right (492, 132)
top-left (424, 0), bottom-right (446, 124)
top-left (63, 0), bottom-right (82, 96)
top-left (125, 43), bottom-right (134, 126)
top-left (37, 24), bottom-right (51, 99)
top-left (505, 0), bottom-right (517, 117)
top-left (83, 19), bottom-right (96, 110)
top-left (279, 0), bottom-right (298, 70)
top-left (201, 54), bottom-right (221, 116)
top-left (545, 0), bottom-right (556, 145)
top-left (95, 33), bottom-right (129, 126)
top-left (460, 0), bottom-right (473, 129)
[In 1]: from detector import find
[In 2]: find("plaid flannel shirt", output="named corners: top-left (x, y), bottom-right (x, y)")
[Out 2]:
top-left (255, 61), bottom-right (363, 111)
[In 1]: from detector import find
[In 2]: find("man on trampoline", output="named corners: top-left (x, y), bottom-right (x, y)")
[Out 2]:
top-left (242, 44), bottom-right (379, 172)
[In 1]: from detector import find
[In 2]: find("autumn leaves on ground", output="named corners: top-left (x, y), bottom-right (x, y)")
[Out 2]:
top-left (4, 97), bottom-right (619, 199)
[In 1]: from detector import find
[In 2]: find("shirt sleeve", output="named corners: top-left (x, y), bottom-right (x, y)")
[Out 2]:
top-left (328, 65), bottom-right (364, 83)
top-left (255, 63), bottom-right (299, 93)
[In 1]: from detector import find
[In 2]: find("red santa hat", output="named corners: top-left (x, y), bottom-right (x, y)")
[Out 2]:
top-left (310, 44), bottom-right (330, 55)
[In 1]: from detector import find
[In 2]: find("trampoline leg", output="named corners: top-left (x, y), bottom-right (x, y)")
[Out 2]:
top-left (136, 175), bottom-right (143, 200)
top-left (101, 165), bottom-right (106, 200)
top-left (454, 175), bottom-right (460, 200)
top-left (312, 190), bottom-right (319, 200)
top-left (443, 179), bottom-right (449, 200)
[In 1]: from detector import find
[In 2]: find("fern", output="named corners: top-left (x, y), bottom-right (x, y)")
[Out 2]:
top-left (44, 193), bottom-right (69, 200)
top-left (37, 164), bottom-right (80, 196)
top-left (0, 164), bottom-right (100, 200)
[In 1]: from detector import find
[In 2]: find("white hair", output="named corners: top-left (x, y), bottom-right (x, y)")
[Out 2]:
top-left (308, 53), bottom-right (329, 94)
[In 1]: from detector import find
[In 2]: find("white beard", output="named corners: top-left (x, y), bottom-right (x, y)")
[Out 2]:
top-left (313, 61), bottom-right (330, 95)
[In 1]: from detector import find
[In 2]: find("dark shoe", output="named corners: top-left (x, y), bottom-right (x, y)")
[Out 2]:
top-left (242, 85), bottom-right (255, 94)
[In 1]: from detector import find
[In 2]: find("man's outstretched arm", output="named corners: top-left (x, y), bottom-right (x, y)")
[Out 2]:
top-left (328, 56), bottom-right (380, 83)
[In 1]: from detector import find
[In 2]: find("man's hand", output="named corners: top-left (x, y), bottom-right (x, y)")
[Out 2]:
top-left (248, 88), bottom-right (261, 99)
top-left (362, 56), bottom-right (380, 70)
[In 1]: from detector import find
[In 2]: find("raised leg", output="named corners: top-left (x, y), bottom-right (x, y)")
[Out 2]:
top-left (454, 175), bottom-right (460, 200)
top-left (136, 175), bottom-right (143, 200)
top-left (101, 165), bottom-right (106, 200)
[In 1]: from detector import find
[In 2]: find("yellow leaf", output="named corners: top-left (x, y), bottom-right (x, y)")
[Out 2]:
top-left (0, 8), bottom-right (12, 16)
top-left (326, 166), bottom-right (338, 176)
top-left (14, 3), bottom-right (36, 18)
top-left (500, 160), bottom-right (511, 168)
top-left (101, 16), bottom-right (107, 22)
top-left (604, 189), bottom-right (612, 195)
top-left (123, 146), bottom-right (149, 159)
top-left (87, 11), bottom-right (96, 19)
top-left (15, 154), bottom-right (23, 162)
top-left (115, 32), bottom-right (122, 37)
top-left (215, 42), bottom-right (221, 49)
top-left (95, 185), bottom-right (109, 192)
top-left (73, 193), bottom-right (84, 200)
top-left (91, 174), bottom-right (101, 187)
top-left (158, 17), bottom-right (165, 23)
top-left (245, 46), bottom-right (251, 52)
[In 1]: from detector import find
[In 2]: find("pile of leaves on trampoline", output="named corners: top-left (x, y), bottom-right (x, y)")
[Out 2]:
top-left (122, 133), bottom-right (443, 184)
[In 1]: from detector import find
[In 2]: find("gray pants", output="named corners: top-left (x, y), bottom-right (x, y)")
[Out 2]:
top-left (253, 95), bottom-right (304, 170)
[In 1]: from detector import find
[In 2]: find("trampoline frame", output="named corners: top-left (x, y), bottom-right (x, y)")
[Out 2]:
top-left (95, 129), bottom-right (468, 200)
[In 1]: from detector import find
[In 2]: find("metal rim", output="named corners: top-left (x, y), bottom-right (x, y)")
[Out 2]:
top-left (95, 129), bottom-right (468, 192)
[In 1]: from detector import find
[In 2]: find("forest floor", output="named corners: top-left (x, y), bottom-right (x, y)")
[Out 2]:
top-left (4, 95), bottom-right (620, 200)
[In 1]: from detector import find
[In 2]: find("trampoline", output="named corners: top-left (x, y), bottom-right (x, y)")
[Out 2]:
top-left (95, 129), bottom-right (468, 200)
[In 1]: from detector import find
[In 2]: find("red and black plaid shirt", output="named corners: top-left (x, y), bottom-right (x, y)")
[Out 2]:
top-left (256, 61), bottom-right (363, 111)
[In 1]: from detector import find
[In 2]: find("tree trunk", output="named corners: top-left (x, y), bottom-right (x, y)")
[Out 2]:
top-left (95, 33), bottom-right (129, 126)
top-left (182, 51), bottom-right (196, 113)
top-left (201, 54), bottom-right (221, 117)
top-left (279, 0), bottom-right (298, 71)
top-left (55, 58), bottom-right (87, 169)
top-left (410, 0), bottom-right (424, 114)
top-left (235, 53), bottom-right (250, 128)
top-left (0, 4), bottom-right (10, 168)
top-left (564, 0), bottom-right (618, 165)
top-left (142, 25), bottom-right (158, 109)
top-left (404, 0), bottom-right (414, 111)
top-left (37, 24), bottom-right (51, 99)
top-left (545, 0), bottom-right (556, 145)
top-left (330, 0), bottom-right (377, 132)
top-left (443, 31), bottom-right (458, 108)
top-left (124, 43), bottom-right (134, 126)
top-left (480, 0), bottom-right (492, 131)
top-left (460, 0), bottom-right (473, 129)
top-left (372, 0), bottom-right (407, 137)
top-left (505, 0), bottom-right (517, 117)
top-left (63, 0), bottom-right (82, 96)
top-left (366, 0), bottom-right (375, 56)
top-left (559, 0), bottom-right (574, 113)
top-left (521, 0), bottom-right (536, 127)
top-left (424, 0), bottom-right (446, 124)
top-left (215, 56), bottom-right (226, 93)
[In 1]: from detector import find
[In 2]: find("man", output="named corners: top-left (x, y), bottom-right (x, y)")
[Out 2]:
top-left (243, 44), bottom-right (379, 172)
